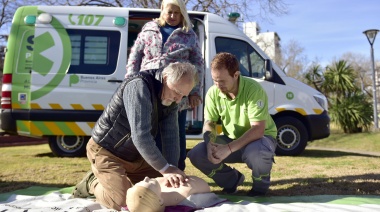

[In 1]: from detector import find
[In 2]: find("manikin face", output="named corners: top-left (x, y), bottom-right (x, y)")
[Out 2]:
top-left (162, 4), bottom-right (182, 26)
top-left (161, 76), bottom-right (193, 106)
top-left (135, 177), bottom-right (162, 196)
top-left (127, 177), bottom-right (165, 211)
top-left (211, 68), bottom-right (239, 94)
top-left (136, 177), bottom-right (161, 197)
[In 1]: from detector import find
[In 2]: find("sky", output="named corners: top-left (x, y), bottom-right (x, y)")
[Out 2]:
top-left (257, 0), bottom-right (380, 66)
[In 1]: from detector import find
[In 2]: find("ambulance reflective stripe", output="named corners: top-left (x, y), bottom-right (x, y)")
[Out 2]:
top-left (294, 108), bottom-right (307, 116)
top-left (313, 109), bottom-right (323, 114)
top-left (49, 104), bottom-right (63, 109)
top-left (29, 103), bottom-right (105, 110)
top-left (12, 103), bottom-right (23, 109)
top-left (17, 121), bottom-right (94, 136)
top-left (71, 104), bottom-right (84, 110)
top-left (92, 104), bottom-right (105, 110)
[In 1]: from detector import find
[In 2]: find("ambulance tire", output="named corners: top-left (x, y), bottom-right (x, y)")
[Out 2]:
top-left (274, 116), bottom-right (308, 156)
top-left (49, 136), bottom-right (89, 157)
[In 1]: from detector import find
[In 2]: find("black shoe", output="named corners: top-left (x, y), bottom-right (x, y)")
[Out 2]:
top-left (247, 188), bottom-right (266, 197)
top-left (222, 172), bottom-right (245, 194)
top-left (71, 171), bottom-right (96, 198)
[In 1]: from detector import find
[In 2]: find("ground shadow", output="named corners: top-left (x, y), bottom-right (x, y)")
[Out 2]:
top-left (207, 148), bottom-right (380, 197)
top-left (209, 173), bottom-right (380, 197)
top-left (296, 149), bottom-right (380, 158)
top-left (35, 152), bottom-right (86, 158)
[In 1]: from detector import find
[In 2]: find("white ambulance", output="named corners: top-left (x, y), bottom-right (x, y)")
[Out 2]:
top-left (1, 6), bottom-right (330, 157)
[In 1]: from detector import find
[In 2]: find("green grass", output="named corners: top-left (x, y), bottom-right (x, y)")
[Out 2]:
top-left (1, 130), bottom-right (380, 196)
top-left (307, 131), bottom-right (380, 152)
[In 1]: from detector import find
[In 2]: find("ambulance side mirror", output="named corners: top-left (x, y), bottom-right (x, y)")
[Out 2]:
top-left (264, 59), bottom-right (273, 80)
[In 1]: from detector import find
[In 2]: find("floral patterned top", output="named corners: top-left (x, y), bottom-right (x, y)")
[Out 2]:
top-left (126, 21), bottom-right (204, 111)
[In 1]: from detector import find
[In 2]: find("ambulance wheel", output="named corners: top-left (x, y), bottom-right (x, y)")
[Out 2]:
top-left (274, 117), bottom-right (308, 156)
top-left (48, 136), bottom-right (89, 157)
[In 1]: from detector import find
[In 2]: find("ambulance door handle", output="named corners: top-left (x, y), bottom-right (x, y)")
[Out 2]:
top-left (108, 79), bottom-right (123, 83)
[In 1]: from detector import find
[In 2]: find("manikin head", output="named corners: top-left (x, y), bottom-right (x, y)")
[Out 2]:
top-left (126, 177), bottom-right (165, 212)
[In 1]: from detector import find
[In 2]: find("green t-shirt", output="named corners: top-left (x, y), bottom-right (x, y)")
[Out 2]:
top-left (204, 76), bottom-right (277, 139)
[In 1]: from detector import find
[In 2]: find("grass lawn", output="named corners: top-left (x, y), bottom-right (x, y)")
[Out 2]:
top-left (1, 130), bottom-right (379, 196)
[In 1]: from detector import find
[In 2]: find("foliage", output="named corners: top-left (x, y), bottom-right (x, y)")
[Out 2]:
top-left (304, 63), bottom-right (323, 93)
top-left (341, 52), bottom-right (373, 97)
top-left (304, 59), bottom-right (375, 133)
top-left (329, 92), bottom-right (373, 133)
top-left (323, 60), bottom-right (356, 98)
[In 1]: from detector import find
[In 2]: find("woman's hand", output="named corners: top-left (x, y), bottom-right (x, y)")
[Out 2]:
top-left (188, 94), bottom-right (202, 108)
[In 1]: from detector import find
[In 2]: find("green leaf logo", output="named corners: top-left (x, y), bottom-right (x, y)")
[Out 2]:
top-left (33, 32), bottom-right (54, 76)
top-left (31, 11), bottom-right (72, 100)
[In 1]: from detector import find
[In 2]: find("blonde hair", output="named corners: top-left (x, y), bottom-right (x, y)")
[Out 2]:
top-left (155, 0), bottom-right (192, 32)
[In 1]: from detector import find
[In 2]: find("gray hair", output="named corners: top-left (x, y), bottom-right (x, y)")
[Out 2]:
top-left (155, 0), bottom-right (192, 32)
top-left (162, 62), bottom-right (198, 87)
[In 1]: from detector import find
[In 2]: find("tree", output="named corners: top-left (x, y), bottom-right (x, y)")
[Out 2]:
top-left (341, 52), bottom-right (373, 97)
top-left (304, 63), bottom-right (324, 93)
top-left (323, 60), bottom-right (356, 99)
top-left (278, 39), bottom-right (308, 81)
top-left (329, 91), bottom-right (373, 133)
top-left (322, 60), bottom-right (372, 133)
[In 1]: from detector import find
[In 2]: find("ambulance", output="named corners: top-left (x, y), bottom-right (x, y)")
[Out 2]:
top-left (1, 6), bottom-right (330, 157)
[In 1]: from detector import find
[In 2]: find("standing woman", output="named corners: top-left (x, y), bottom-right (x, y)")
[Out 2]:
top-left (126, 0), bottom-right (204, 171)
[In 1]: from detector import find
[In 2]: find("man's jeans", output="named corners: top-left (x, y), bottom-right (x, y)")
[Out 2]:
top-left (86, 138), bottom-right (161, 210)
top-left (188, 135), bottom-right (277, 194)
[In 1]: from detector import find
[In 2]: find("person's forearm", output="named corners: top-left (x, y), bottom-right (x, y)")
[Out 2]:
top-left (203, 120), bottom-right (217, 143)
top-left (124, 80), bottom-right (168, 170)
top-left (229, 121), bottom-right (266, 152)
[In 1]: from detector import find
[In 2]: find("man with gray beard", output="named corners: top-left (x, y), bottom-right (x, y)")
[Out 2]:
top-left (71, 62), bottom-right (198, 211)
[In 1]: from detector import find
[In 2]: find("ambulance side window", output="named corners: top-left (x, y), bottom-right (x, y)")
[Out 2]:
top-left (67, 29), bottom-right (120, 75)
top-left (215, 37), bottom-right (265, 78)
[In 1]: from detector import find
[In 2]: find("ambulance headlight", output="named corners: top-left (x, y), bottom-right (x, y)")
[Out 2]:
top-left (314, 94), bottom-right (328, 111)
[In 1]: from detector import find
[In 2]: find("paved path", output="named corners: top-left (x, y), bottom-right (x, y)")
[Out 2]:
top-left (306, 146), bottom-right (380, 157)
top-left (1, 135), bottom-right (380, 157)
top-left (0, 133), bottom-right (47, 147)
